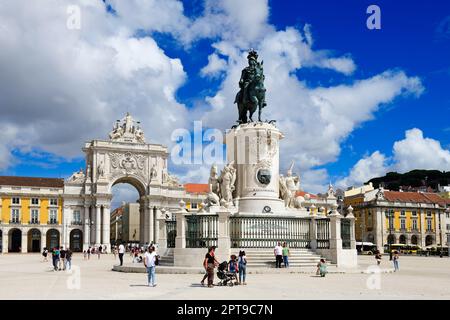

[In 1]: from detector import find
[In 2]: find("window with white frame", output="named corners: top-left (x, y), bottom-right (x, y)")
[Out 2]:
top-left (31, 198), bottom-right (39, 205)
top-left (400, 219), bottom-right (406, 230)
top-left (49, 209), bottom-right (57, 223)
top-left (427, 211), bottom-right (432, 217)
top-left (73, 210), bottom-right (81, 223)
top-left (50, 198), bottom-right (58, 206)
top-left (427, 219), bottom-right (432, 231)
top-left (11, 208), bottom-right (20, 223)
top-left (400, 210), bottom-right (405, 216)
top-left (12, 197), bottom-right (20, 205)
top-left (412, 219), bottom-right (418, 230)
top-left (447, 224), bottom-right (450, 231)
top-left (412, 210), bottom-right (417, 217)
top-left (31, 209), bottom-right (39, 223)
top-left (191, 203), bottom-right (198, 209)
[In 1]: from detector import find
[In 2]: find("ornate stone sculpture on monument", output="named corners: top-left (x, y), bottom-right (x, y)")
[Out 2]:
top-left (279, 161), bottom-right (300, 208)
top-left (219, 161), bottom-right (236, 205)
top-left (234, 49), bottom-right (267, 123)
top-left (97, 161), bottom-right (105, 179)
top-left (68, 169), bottom-right (85, 183)
top-left (108, 112), bottom-right (146, 143)
top-left (205, 164), bottom-right (220, 207)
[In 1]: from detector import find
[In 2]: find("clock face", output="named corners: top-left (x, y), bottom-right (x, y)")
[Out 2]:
top-left (257, 168), bottom-right (271, 185)
top-left (263, 206), bottom-right (271, 213)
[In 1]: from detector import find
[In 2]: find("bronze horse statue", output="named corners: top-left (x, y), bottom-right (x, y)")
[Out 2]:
top-left (234, 58), bottom-right (267, 123)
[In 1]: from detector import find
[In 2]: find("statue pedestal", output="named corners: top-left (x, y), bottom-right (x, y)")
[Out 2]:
top-left (225, 122), bottom-right (285, 214)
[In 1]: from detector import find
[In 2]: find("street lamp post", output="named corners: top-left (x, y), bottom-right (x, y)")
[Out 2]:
top-left (388, 210), bottom-right (394, 261)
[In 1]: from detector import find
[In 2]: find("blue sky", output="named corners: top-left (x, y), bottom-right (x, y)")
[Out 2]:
top-left (1, 0), bottom-right (449, 198)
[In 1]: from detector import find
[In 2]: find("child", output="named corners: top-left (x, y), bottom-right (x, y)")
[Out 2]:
top-left (228, 254), bottom-right (239, 279)
top-left (317, 259), bottom-right (327, 277)
top-left (83, 250), bottom-right (87, 260)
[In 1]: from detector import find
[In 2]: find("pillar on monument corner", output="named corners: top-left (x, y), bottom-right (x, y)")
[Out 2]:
top-left (175, 201), bottom-right (187, 249)
top-left (346, 205), bottom-right (357, 250)
top-left (156, 208), bottom-right (167, 251)
top-left (216, 210), bottom-right (231, 259)
top-left (225, 122), bottom-right (285, 214)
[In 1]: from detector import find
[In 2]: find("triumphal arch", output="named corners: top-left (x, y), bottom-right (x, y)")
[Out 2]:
top-left (62, 113), bottom-right (204, 251)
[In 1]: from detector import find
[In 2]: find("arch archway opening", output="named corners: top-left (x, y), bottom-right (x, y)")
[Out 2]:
top-left (111, 181), bottom-right (143, 246)
top-left (8, 229), bottom-right (22, 252)
top-left (399, 235), bottom-right (407, 245)
top-left (28, 229), bottom-right (41, 252)
top-left (425, 235), bottom-right (434, 246)
top-left (46, 229), bottom-right (60, 249)
top-left (411, 235), bottom-right (418, 245)
top-left (70, 229), bottom-right (83, 252)
top-left (387, 234), bottom-right (396, 245)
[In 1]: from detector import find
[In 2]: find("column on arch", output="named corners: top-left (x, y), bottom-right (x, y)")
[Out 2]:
top-left (83, 205), bottom-right (90, 250)
top-left (95, 204), bottom-right (101, 246)
top-left (102, 205), bottom-right (111, 252)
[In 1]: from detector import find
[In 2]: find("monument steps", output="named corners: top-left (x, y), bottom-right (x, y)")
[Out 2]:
top-left (242, 248), bottom-right (330, 268)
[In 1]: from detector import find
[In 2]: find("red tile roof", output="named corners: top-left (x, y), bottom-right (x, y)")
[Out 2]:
top-left (184, 183), bottom-right (209, 194)
top-left (0, 176), bottom-right (64, 188)
top-left (384, 191), bottom-right (447, 205)
top-left (295, 191), bottom-right (318, 199)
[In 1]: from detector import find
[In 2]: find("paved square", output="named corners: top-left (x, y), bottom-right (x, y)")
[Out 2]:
top-left (0, 253), bottom-right (449, 300)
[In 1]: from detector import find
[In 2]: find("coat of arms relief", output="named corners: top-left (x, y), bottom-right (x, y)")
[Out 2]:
top-left (109, 152), bottom-right (147, 179)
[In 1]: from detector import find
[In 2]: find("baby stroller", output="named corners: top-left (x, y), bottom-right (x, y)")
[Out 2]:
top-left (216, 261), bottom-right (238, 286)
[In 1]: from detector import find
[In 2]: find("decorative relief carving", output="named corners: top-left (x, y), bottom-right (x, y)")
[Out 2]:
top-left (109, 152), bottom-right (147, 178)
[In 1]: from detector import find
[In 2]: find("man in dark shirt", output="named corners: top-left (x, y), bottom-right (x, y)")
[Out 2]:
top-left (59, 247), bottom-right (66, 270)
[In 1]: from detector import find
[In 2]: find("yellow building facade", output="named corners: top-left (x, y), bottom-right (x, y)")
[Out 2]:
top-left (345, 187), bottom-right (449, 252)
top-left (0, 176), bottom-right (64, 253)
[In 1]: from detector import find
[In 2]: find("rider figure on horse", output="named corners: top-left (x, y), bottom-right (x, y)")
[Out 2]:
top-left (234, 49), bottom-right (267, 123)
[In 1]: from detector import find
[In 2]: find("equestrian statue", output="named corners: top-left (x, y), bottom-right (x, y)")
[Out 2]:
top-left (234, 49), bottom-right (267, 123)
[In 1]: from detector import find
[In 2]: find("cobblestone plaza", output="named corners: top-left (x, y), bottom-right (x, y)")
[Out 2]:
top-left (0, 254), bottom-right (449, 300)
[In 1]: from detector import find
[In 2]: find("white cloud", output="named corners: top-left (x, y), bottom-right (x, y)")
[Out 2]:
top-left (393, 128), bottom-right (450, 172)
top-left (111, 183), bottom-right (140, 210)
top-left (337, 128), bottom-right (450, 188)
top-left (0, 0), bottom-right (189, 169)
top-left (0, 0), bottom-right (432, 197)
top-left (336, 151), bottom-right (388, 188)
top-left (200, 53), bottom-right (227, 78)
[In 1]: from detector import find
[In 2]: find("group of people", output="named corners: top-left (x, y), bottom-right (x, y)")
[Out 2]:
top-left (43, 247), bottom-right (72, 271)
top-left (274, 242), bottom-right (291, 268)
top-left (200, 246), bottom-right (248, 288)
top-left (374, 249), bottom-right (400, 271)
top-left (82, 245), bottom-right (107, 260)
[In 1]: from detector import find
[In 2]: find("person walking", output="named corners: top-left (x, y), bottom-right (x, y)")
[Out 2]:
top-left (59, 247), bottom-right (66, 271)
top-left (65, 249), bottom-right (72, 270)
top-left (118, 242), bottom-right (125, 266)
top-left (203, 246), bottom-right (219, 288)
top-left (113, 246), bottom-right (117, 259)
top-left (42, 247), bottom-right (48, 262)
top-left (51, 247), bottom-right (60, 271)
top-left (83, 250), bottom-right (87, 260)
top-left (393, 250), bottom-right (400, 272)
top-left (274, 242), bottom-right (283, 268)
top-left (238, 250), bottom-right (247, 285)
top-left (97, 247), bottom-right (101, 259)
top-left (87, 247), bottom-right (91, 260)
top-left (375, 250), bottom-right (382, 266)
top-left (282, 242), bottom-right (290, 268)
top-left (144, 246), bottom-right (158, 287)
